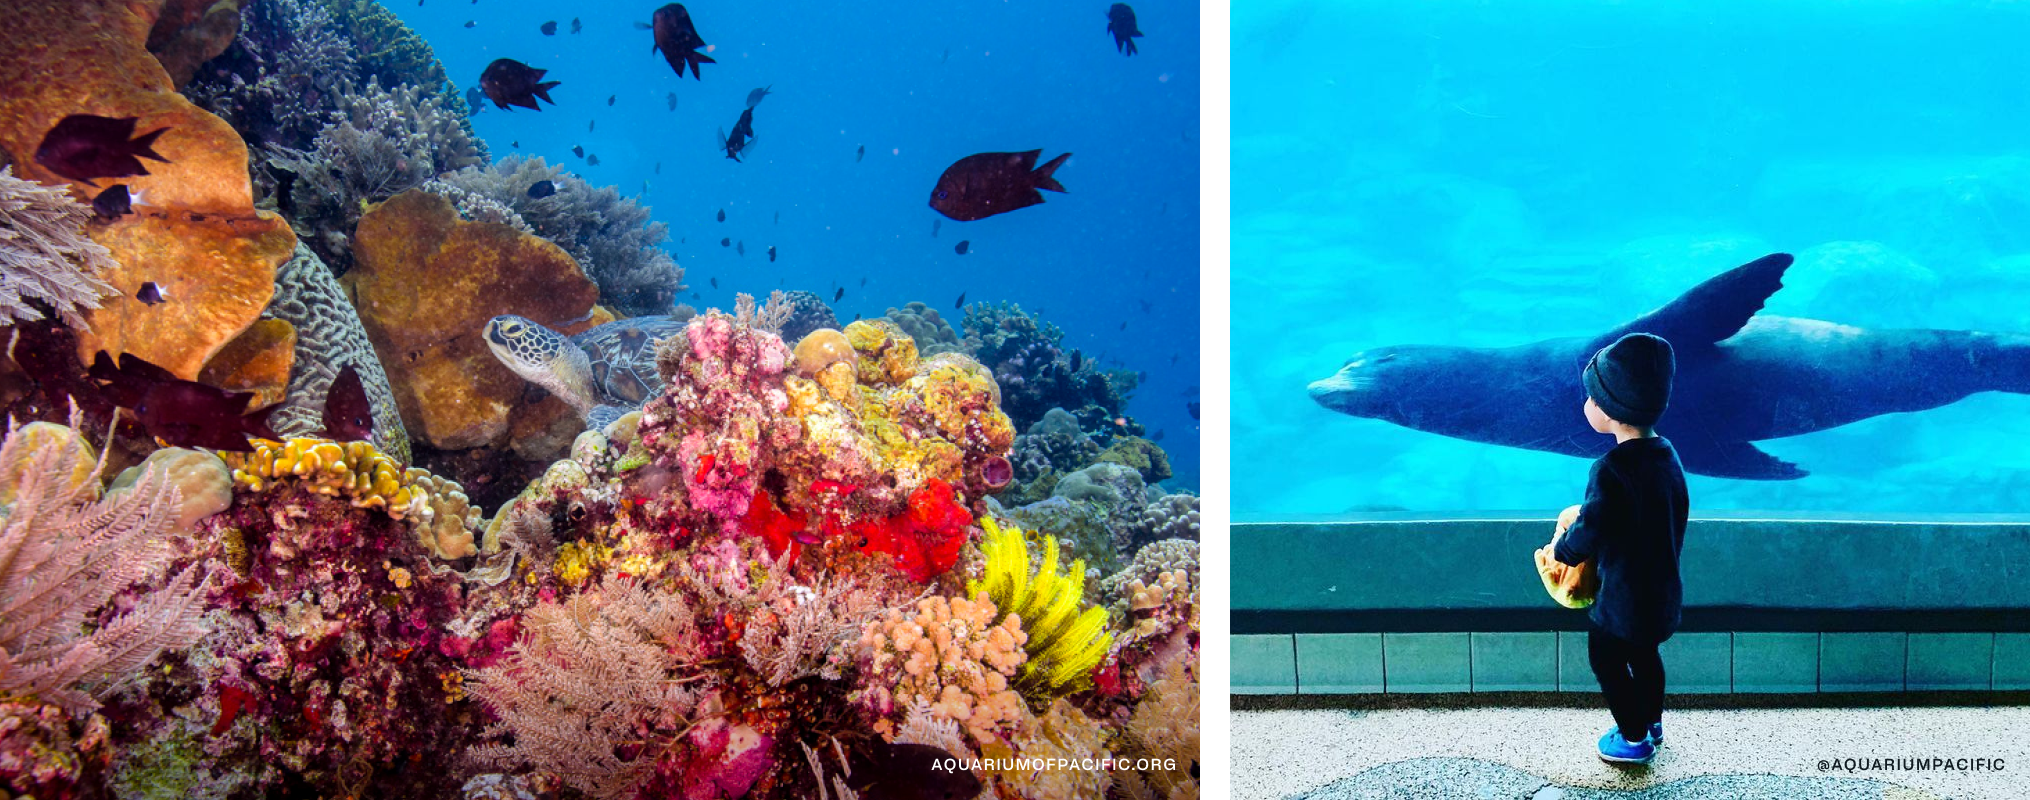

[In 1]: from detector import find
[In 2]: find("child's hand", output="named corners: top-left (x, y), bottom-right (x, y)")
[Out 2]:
top-left (1551, 503), bottom-right (1582, 546)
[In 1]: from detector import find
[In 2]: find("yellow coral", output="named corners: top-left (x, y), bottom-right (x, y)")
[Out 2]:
top-left (970, 518), bottom-right (1116, 696)
top-left (844, 319), bottom-right (919, 385)
top-left (220, 438), bottom-right (481, 559)
top-left (553, 539), bottom-right (613, 587)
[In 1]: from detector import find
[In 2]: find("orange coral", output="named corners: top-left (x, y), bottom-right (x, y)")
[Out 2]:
top-left (858, 595), bottom-right (1028, 746)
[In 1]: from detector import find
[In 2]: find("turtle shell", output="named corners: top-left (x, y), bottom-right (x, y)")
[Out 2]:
top-left (570, 318), bottom-right (688, 407)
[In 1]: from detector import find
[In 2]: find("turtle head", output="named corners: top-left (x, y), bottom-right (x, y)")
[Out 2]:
top-left (484, 315), bottom-right (597, 415)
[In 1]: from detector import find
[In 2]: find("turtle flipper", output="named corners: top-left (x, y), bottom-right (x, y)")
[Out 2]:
top-left (587, 404), bottom-right (629, 431)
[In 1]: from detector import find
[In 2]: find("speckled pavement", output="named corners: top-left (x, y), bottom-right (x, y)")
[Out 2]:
top-left (1232, 702), bottom-right (2030, 799)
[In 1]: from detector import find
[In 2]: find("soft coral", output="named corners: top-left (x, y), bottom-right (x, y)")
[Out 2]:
top-left (852, 479), bottom-right (971, 582)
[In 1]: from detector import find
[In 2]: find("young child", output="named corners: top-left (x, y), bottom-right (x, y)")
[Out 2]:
top-left (1550, 332), bottom-right (1689, 765)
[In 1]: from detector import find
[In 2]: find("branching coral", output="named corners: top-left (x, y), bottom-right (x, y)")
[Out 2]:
top-left (883, 302), bottom-right (961, 356)
top-left (736, 557), bottom-right (897, 687)
top-left (182, 0), bottom-right (355, 154)
top-left (220, 437), bottom-right (481, 559)
top-left (1116, 648), bottom-right (1200, 800)
top-left (969, 518), bottom-right (1115, 696)
top-left (1123, 492), bottom-right (1201, 550)
top-left (0, 419), bottom-right (215, 715)
top-left (855, 595), bottom-right (1027, 746)
top-left (465, 578), bottom-right (705, 800)
top-left (0, 166), bottom-right (118, 328)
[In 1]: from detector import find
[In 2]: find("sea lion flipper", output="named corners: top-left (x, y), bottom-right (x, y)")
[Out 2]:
top-left (1673, 436), bottom-right (1809, 480)
top-left (1599, 253), bottom-right (1793, 351)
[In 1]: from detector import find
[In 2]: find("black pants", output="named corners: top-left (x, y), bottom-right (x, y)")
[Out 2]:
top-left (1588, 624), bottom-right (1665, 743)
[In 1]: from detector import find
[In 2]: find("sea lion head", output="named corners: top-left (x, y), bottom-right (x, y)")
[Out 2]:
top-left (1308, 345), bottom-right (1461, 424)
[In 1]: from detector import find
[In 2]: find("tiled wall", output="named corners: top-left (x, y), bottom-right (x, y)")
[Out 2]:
top-left (1234, 631), bottom-right (2026, 695)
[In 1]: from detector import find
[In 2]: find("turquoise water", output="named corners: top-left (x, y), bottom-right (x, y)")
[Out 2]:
top-left (1234, 2), bottom-right (2030, 515)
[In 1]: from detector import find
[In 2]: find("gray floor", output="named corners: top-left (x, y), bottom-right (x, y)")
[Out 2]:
top-left (1233, 703), bottom-right (2029, 799)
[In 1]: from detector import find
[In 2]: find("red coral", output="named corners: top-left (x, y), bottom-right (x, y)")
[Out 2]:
top-left (213, 683), bottom-right (253, 736)
top-left (740, 489), bottom-right (806, 561)
top-left (852, 479), bottom-right (972, 582)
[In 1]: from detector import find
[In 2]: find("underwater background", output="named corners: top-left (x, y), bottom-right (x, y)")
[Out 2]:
top-left (0, 0), bottom-right (1199, 797)
top-left (1234, 1), bottom-right (2030, 517)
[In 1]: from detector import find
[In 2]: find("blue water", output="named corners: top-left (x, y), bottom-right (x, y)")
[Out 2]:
top-left (1234, 2), bottom-right (2030, 515)
top-left (396, 0), bottom-right (1202, 486)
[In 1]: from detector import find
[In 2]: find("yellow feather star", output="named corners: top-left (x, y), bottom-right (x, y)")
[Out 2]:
top-left (969, 517), bottom-right (1116, 696)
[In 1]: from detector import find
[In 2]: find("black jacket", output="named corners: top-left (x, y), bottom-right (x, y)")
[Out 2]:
top-left (1554, 436), bottom-right (1689, 644)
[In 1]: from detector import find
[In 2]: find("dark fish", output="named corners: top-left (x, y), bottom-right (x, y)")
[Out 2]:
top-left (463, 20), bottom-right (475, 28)
top-left (1107, 4), bottom-right (1145, 56)
top-left (859, 277), bottom-right (866, 287)
top-left (607, 94), bottom-right (616, 106)
top-left (667, 92), bottom-right (679, 110)
top-left (34, 115), bottom-right (171, 186)
top-left (1137, 298), bottom-right (1153, 313)
top-left (650, 3), bottom-right (714, 80)
top-left (834, 287), bottom-right (844, 302)
top-left (1070, 349), bottom-right (1083, 373)
top-left (717, 209), bottom-right (725, 222)
top-left (954, 240), bottom-right (969, 255)
top-left (1187, 400), bottom-right (1199, 420)
top-left (527, 180), bottom-right (557, 198)
top-left (745, 85), bottom-right (772, 108)
top-left (736, 240), bottom-right (745, 256)
top-left (691, 292), bottom-right (701, 300)
top-left (711, 277), bottom-right (718, 288)
top-left (941, 48), bottom-right (950, 64)
top-left (1170, 353), bottom-right (1179, 365)
top-left (587, 153), bottom-right (600, 166)
top-left (845, 742), bottom-right (983, 800)
top-left (929, 150), bottom-right (1070, 221)
top-left (1150, 429), bottom-right (1165, 442)
top-left (655, 162), bottom-right (662, 174)
top-left (720, 238), bottom-right (730, 247)
top-left (1120, 321), bottom-right (1127, 330)
top-left (856, 144), bottom-right (865, 163)
top-left (87, 352), bottom-right (279, 452)
top-left (465, 86), bottom-right (487, 113)
top-left (589, 119), bottom-right (596, 132)
top-left (853, 313), bottom-right (861, 321)
top-left (135, 281), bottom-right (167, 305)
top-left (479, 59), bottom-right (561, 111)
top-left (92, 185), bottom-right (135, 220)
top-left (571, 17), bottom-right (581, 33)
top-left (540, 20), bottom-right (557, 35)
top-left (774, 211), bottom-right (779, 224)
top-left (512, 140), bottom-right (520, 148)
top-left (320, 365), bottom-right (375, 442)
top-left (954, 292), bottom-right (965, 309)
top-left (572, 145), bottom-right (585, 158)
top-left (721, 107), bottom-right (755, 161)
top-left (767, 246), bottom-right (776, 262)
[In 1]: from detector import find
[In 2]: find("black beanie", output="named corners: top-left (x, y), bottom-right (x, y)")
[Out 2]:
top-left (1583, 333), bottom-right (1674, 428)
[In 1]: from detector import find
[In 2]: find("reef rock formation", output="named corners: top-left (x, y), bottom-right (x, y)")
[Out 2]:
top-left (346, 189), bottom-right (599, 450)
top-left (147, 0), bottom-right (244, 88)
top-left (196, 318), bottom-right (296, 409)
top-left (260, 243), bottom-right (410, 463)
top-left (0, 0), bottom-right (297, 381)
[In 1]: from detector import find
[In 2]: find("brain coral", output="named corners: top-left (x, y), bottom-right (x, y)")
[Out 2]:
top-left (260, 243), bottom-right (411, 463)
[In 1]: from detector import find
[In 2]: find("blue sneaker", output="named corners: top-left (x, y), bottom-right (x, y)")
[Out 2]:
top-left (1598, 727), bottom-right (1656, 764)
top-left (1650, 722), bottom-right (1663, 744)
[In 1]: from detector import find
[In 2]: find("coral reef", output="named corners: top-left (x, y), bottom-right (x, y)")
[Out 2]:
top-left (970, 518), bottom-right (1115, 696)
top-left (259, 242), bottom-right (411, 462)
top-left (884, 301), bottom-right (962, 356)
top-left (0, 166), bottom-right (118, 328)
top-left (148, 0), bottom-right (245, 88)
top-left (959, 301), bottom-right (1140, 438)
top-left (182, 0), bottom-right (356, 155)
top-left (346, 189), bottom-right (599, 450)
top-left (1100, 435), bottom-right (1173, 483)
top-left (430, 156), bottom-right (682, 316)
top-left (1101, 539), bottom-right (1199, 696)
top-left (0, 0), bottom-right (299, 381)
top-left (1005, 407), bottom-right (1104, 503)
top-left (0, 419), bottom-right (217, 714)
top-left (778, 290), bottom-right (840, 344)
top-left (854, 595), bottom-right (1028, 746)
top-left (196, 317), bottom-right (297, 408)
top-left (0, 698), bottom-right (110, 797)
top-left (983, 698), bottom-right (1114, 800)
top-left (219, 436), bottom-right (482, 560)
top-left (1123, 492), bottom-right (1201, 550)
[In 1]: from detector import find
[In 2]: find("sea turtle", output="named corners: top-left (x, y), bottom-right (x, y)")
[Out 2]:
top-left (484, 314), bottom-right (688, 429)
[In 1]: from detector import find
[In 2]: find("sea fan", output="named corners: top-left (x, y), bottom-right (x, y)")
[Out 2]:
top-left (969, 518), bottom-right (1115, 696)
top-left (0, 166), bottom-right (118, 329)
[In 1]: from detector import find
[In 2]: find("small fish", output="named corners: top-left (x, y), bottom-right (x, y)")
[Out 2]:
top-left (650, 3), bottom-right (714, 80)
top-left (655, 162), bottom-right (662, 174)
top-left (721, 107), bottom-right (755, 161)
top-left (88, 352), bottom-right (279, 451)
top-left (1107, 4), bottom-right (1145, 56)
top-left (954, 240), bottom-right (969, 255)
top-left (745, 85), bottom-right (772, 109)
top-left (527, 180), bottom-right (557, 198)
top-left (479, 59), bottom-right (561, 111)
top-left (92, 185), bottom-right (137, 220)
top-left (320, 365), bottom-right (375, 442)
top-left (834, 287), bottom-right (845, 302)
top-left (1070, 349), bottom-right (1083, 373)
top-left (136, 281), bottom-right (167, 305)
top-left (773, 211), bottom-right (779, 224)
top-left (717, 208), bottom-right (725, 222)
top-left (572, 145), bottom-right (585, 158)
top-left (929, 150), bottom-right (1070, 221)
top-left (1151, 429), bottom-right (1165, 442)
top-left (691, 292), bottom-right (701, 300)
top-left (953, 292), bottom-right (965, 309)
top-left (1170, 353), bottom-right (1179, 365)
top-left (511, 140), bottom-right (520, 148)
top-left (1120, 321), bottom-right (1127, 330)
top-left (856, 144), bottom-right (865, 163)
top-left (464, 86), bottom-right (487, 113)
top-left (767, 246), bottom-right (776, 262)
top-left (588, 119), bottom-right (596, 132)
top-left (720, 238), bottom-right (730, 247)
top-left (711, 277), bottom-right (718, 288)
top-left (941, 48), bottom-right (950, 64)
top-left (1187, 400), bottom-right (1200, 420)
top-left (736, 240), bottom-right (745, 256)
top-left (571, 16), bottom-right (582, 33)
top-left (859, 277), bottom-right (866, 287)
top-left (1137, 298), bottom-right (1153, 313)
top-left (34, 115), bottom-right (171, 186)
top-left (607, 94), bottom-right (616, 106)
top-left (667, 92), bottom-right (679, 111)
top-left (853, 313), bottom-right (861, 321)
top-left (463, 20), bottom-right (475, 28)
top-left (540, 20), bottom-right (557, 35)
top-left (931, 219), bottom-right (940, 238)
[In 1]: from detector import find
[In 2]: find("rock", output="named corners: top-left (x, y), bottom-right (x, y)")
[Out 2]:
top-left (108, 447), bottom-right (231, 531)
top-left (345, 189), bottom-right (600, 450)
top-left (197, 318), bottom-right (296, 409)
top-left (0, 0), bottom-right (296, 381)
top-left (1097, 436), bottom-right (1172, 484)
top-left (146, 0), bottom-right (243, 88)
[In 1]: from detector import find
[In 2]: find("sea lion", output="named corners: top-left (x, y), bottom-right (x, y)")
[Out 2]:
top-left (1308, 253), bottom-right (2030, 479)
